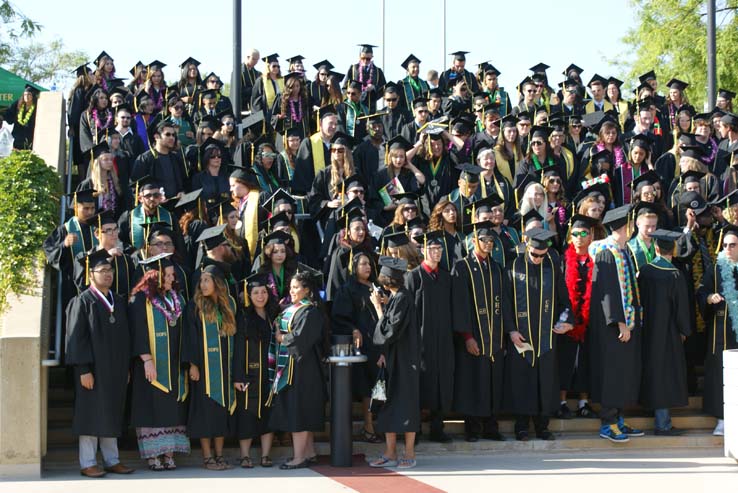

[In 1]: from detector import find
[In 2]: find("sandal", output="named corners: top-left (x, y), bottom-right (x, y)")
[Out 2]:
top-left (397, 457), bottom-right (417, 469)
top-left (239, 456), bottom-right (254, 469)
top-left (162, 455), bottom-right (176, 470)
top-left (361, 428), bottom-right (383, 444)
top-left (260, 456), bottom-right (273, 468)
top-left (148, 456), bottom-right (165, 471)
top-left (368, 454), bottom-right (397, 468)
top-left (215, 456), bottom-right (233, 470)
top-left (279, 459), bottom-right (309, 470)
top-left (203, 457), bottom-right (223, 471)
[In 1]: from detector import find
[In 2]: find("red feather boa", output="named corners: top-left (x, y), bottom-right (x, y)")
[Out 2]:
top-left (564, 244), bottom-right (593, 342)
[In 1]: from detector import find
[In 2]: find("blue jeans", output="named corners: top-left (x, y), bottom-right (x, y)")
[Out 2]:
top-left (654, 408), bottom-right (672, 431)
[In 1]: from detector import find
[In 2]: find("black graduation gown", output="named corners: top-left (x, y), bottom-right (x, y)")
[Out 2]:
top-left (233, 310), bottom-right (273, 439)
top-left (65, 289), bottom-right (131, 436)
top-left (43, 222), bottom-right (97, 309)
top-left (335, 102), bottom-right (367, 141)
top-left (381, 108), bottom-right (411, 141)
top-left (372, 288), bottom-right (421, 433)
top-left (413, 154), bottom-right (456, 218)
top-left (129, 293), bottom-right (188, 428)
top-left (514, 154), bottom-right (568, 190)
top-left (344, 63), bottom-right (387, 114)
top-left (3, 101), bottom-right (36, 149)
top-left (324, 244), bottom-right (374, 302)
top-left (438, 230), bottom-right (466, 272)
top-left (268, 305), bottom-right (327, 432)
top-left (368, 168), bottom-right (421, 227)
top-left (405, 266), bottom-right (454, 412)
top-left (181, 303), bottom-right (235, 438)
top-left (131, 150), bottom-right (188, 201)
top-left (79, 109), bottom-right (114, 155)
top-left (191, 169), bottom-right (231, 205)
top-left (240, 65), bottom-right (262, 112)
top-left (638, 259), bottom-right (691, 409)
top-left (352, 138), bottom-right (385, 186)
top-left (451, 254), bottom-right (506, 417)
top-left (331, 279), bottom-right (381, 398)
top-left (76, 178), bottom-right (125, 220)
top-left (291, 135), bottom-right (331, 195)
top-left (437, 69), bottom-right (479, 95)
top-left (73, 250), bottom-right (135, 297)
top-left (503, 255), bottom-right (572, 416)
top-left (131, 258), bottom-right (192, 302)
top-left (697, 262), bottom-right (738, 418)
top-left (589, 246), bottom-right (643, 409)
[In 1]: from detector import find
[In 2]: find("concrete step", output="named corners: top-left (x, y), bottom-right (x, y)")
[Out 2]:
top-left (45, 414), bottom-right (718, 448)
top-left (42, 431), bottom-right (724, 470)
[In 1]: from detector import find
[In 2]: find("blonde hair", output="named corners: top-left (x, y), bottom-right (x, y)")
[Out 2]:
top-left (386, 148), bottom-right (406, 179)
top-left (90, 155), bottom-right (121, 196)
top-left (194, 274), bottom-right (237, 336)
top-left (519, 182), bottom-right (547, 219)
top-left (329, 147), bottom-right (355, 198)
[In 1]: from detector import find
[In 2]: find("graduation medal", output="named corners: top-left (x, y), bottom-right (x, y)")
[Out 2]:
top-left (430, 179), bottom-right (438, 187)
top-left (91, 285), bottom-right (115, 323)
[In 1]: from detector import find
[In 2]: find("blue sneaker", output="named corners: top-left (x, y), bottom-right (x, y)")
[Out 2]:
top-left (617, 416), bottom-right (644, 437)
top-left (599, 424), bottom-right (630, 443)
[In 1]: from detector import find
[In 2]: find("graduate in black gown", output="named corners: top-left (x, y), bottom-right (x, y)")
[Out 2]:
top-left (503, 228), bottom-right (573, 441)
top-left (324, 208), bottom-right (375, 301)
top-left (405, 231), bottom-right (454, 442)
top-left (343, 44), bottom-right (387, 114)
top-left (268, 268), bottom-right (327, 469)
top-left (368, 257), bottom-right (420, 469)
top-left (233, 273), bottom-right (278, 468)
top-left (368, 135), bottom-right (423, 226)
top-left (129, 253), bottom-right (189, 470)
top-left (65, 249), bottom-right (133, 477)
top-left (331, 251), bottom-right (382, 443)
top-left (182, 263), bottom-right (239, 471)
top-left (638, 230), bottom-right (691, 435)
top-left (696, 224), bottom-right (738, 437)
top-left (589, 205), bottom-right (645, 443)
top-left (3, 84), bottom-right (39, 149)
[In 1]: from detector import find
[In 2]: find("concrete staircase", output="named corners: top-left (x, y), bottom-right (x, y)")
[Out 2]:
top-left (44, 367), bottom-right (723, 469)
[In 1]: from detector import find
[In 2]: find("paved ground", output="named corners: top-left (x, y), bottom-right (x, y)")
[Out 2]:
top-left (6, 448), bottom-right (736, 492)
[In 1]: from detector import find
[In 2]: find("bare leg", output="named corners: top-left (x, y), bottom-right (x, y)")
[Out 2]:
top-left (239, 438), bottom-right (253, 459)
top-left (404, 432), bottom-right (416, 459)
top-left (362, 398), bottom-right (375, 433)
top-left (383, 432), bottom-right (398, 459)
top-left (559, 390), bottom-right (567, 402)
top-left (305, 432), bottom-right (316, 458)
top-left (285, 431), bottom-right (309, 466)
top-left (200, 438), bottom-right (212, 459)
top-left (213, 437), bottom-right (225, 457)
top-left (260, 433), bottom-right (274, 458)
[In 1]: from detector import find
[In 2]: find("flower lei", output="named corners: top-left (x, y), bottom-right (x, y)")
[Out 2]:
top-left (148, 290), bottom-right (183, 325)
top-left (564, 244), bottom-right (592, 342)
top-left (18, 104), bottom-right (35, 126)
top-left (358, 61), bottom-right (373, 90)
top-left (148, 87), bottom-right (164, 112)
top-left (700, 138), bottom-right (718, 167)
top-left (595, 142), bottom-right (626, 168)
top-left (717, 250), bottom-right (738, 337)
top-left (288, 98), bottom-right (302, 123)
top-left (92, 108), bottom-right (112, 130)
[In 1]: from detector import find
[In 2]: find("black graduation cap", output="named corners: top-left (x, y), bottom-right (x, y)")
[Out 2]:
top-left (382, 231), bottom-right (410, 248)
top-left (559, 78), bottom-right (579, 91)
top-left (138, 252), bottom-right (174, 272)
top-left (717, 190), bottom-right (738, 209)
top-left (713, 107), bottom-right (727, 117)
top-left (522, 210), bottom-right (544, 229)
top-left (338, 207), bottom-right (365, 228)
top-left (206, 200), bottom-right (236, 224)
top-left (428, 87), bottom-right (444, 99)
top-left (135, 91), bottom-right (151, 108)
top-left (693, 111), bottom-right (714, 122)
top-left (145, 221), bottom-right (173, 243)
top-left (639, 70), bottom-right (657, 84)
top-left (129, 61), bottom-right (144, 77)
top-left (530, 125), bottom-right (552, 140)
top-left (516, 111), bottom-right (532, 122)
top-left (721, 112), bottom-right (738, 128)
top-left (201, 262), bottom-right (227, 282)
top-left (199, 88), bottom-right (217, 100)
top-left (451, 114), bottom-right (475, 134)
top-left (147, 60), bottom-right (166, 71)
top-left (89, 141), bottom-right (111, 160)
top-left (529, 62), bottom-right (550, 74)
top-left (461, 220), bottom-right (496, 237)
top-left (518, 76), bottom-right (535, 92)
top-left (501, 114), bottom-right (519, 128)
top-left (401, 54), bottom-right (421, 70)
top-left (286, 55), bottom-right (305, 64)
top-left (93, 51), bottom-right (113, 66)
top-left (633, 201), bottom-right (659, 218)
top-left (648, 229), bottom-right (682, 245)
top-left (358, 44), bottom-right (377, 55)
top-left (262, 53), bottom-right (279, 64)
top-left (573, 183), bottom-right (610, 206)
top-left (587, 74), bottom-right (608, 87)
top-left (174, 188), bottom-right (203, 212)
top-left (340, 174), bottom-right (367, 192)
top-left (718, 88), bottom-right (736, 100)
top-left (313, 59), bottom-right (334, 70)
top-left (525, 227), bottom-right (557, 249)
top-left (666, 78), bottom-right (689, 91)
top-left (72, 63), bottom-right (91, 77)
top-left (244, 271), bottom-right (270, 291)
top-left (387, 135), bottom-right (412, 152)
top-left (393, 192), bottom-right (419, 206)
top-left (602, 204), bottom-right (631, 229)
top-left (631, 170), bottom-right (660, 191)
top-left (469, 194), bottom-right (504, 214)
top-left (449, 51), bottom-right (469, 61)
top-left (608, 77), bottom-right (624, 88)
top-left (456, 163), bottom-right (484, 183)
top-left (405, 216), bottom-right (424, 231)
top-left (78, 248), bottom-right (112, 271)
top-left (331, 131), bottom-right (356, 148)
top-left (570, 214), bottom-right (599, 229)
top-left (228, 164), bottom-right (260, 187)
top-left (67, 188), bottom-right (96, 206)
top-left (378, 255), bottom-right (408, 277)
top-left (132, 175), bottom-right (161, 194)
top-left (263, 189), bottom-right (297, 212)
top-left (483, 63), bottom-right (501, 76)
top-left (413, 230), bottom-right (443, 246)
top-left (328, 70), bottom-right (344, 80)
top-left (267, 210), bottom-right (291, 230)
top-left (680, 170), bottom-right (705, 184)
top-left (680, 144), bottom-right (706, 160)
top-left (295, 262), bottom-right (325, 288)
top-left (412, 97), bottom-right (429, 109)
top-left (284, 71), bottom-right (303, 85)
top-left (22, 84), bottom-right (40, 96)
top-left (722, 224), bottom-right (738, 241)
top-left (563, 64), bottom-right (583, 76)
top-left (263, 229), bottom-right (292, 246)
top-left (318, 104), bottom-right (337, 120)
top-left (630, 133), bottom-right (654, 150)
top-left (679, 191), bottom-right (707, 214)
top-left (590, 148), bottom-right (613, 165)
top-left (383, 81), bottom-right (400, 95)
top-left (197, 115), bottom-right (220, 131)
top-left (180, 57), bottom-right (201, 68)
top-left (197, 224), bottom-right (228, 250)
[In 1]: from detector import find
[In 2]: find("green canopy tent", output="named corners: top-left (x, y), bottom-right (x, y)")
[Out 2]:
top-left (0, 67), bottom-right (46, 110)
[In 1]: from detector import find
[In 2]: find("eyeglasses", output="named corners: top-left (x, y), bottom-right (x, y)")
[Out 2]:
top-left (530, 141), bottom-right (545, 146)
top-left (210, 153), bottom-right (222, 159)
top-left (161, 132), bottom-right (176, 137)
top-left (385, 98), bottom-right (398, 102)
top-left (529, 251), bottom-right (548, 258)
top-left (526, 89), bottom-right (536, 93)
top-left (350, 189), bottom-right (365, 195)
top-left (224, 122), bottom-right (235, 126)
top-left (261, 152), bottom-right (277, 158)
top-left (724, 242), bottom-right (738, 248)
top-left (518, 122), bottom-right (531, 127)
top-left (142, 192), bottom-right (162, 199)
top-left (547, 178), bottom-right (562, 184)
top-left (570, 231), bottom-right (590, 238)
top-left (150, 241), bottom-right (174, 248)
top-left (93, 268), bottom-right (114, 275)
top-left (331, 148), bottom-right (346, 153)
top-left (478, 237), bottom-right (495, 244)
top-left (101, 227), bottom-right (119, 235)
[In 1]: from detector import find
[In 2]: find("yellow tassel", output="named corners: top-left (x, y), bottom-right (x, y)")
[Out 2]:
top-left (135, 182), bottom-right (140, 207)
top-left (348, 248), bottom-right (354, 275)
top-left (716, 229), bottom-right (724, 255)
top-left (243, 280), bottom-right (250, 307)
top-left (251, 141), bottom-right (255, 165)
top-left (85, 256), bottom-right (90, 285)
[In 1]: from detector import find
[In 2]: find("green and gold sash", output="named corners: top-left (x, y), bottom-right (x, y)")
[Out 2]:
top-left (511, 255), bottom-right (556, 366)
top-left (145, 296), bottom-right (188, 401)
top-left (201, 296), bottom-right (237, 413)
top-left (131, 205), bottom-right (173, 250)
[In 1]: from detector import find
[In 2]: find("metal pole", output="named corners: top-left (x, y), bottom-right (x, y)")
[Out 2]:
top-left (232, 0), bottom-right (243, 121)
top-left (706, 0), bottom-right (716, 109)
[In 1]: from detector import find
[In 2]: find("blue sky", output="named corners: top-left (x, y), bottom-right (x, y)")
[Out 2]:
top-left (21, 0), bottom-right (637, 95)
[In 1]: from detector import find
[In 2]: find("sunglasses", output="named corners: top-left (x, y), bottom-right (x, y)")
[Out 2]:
top-left (529, 251), bottom-right (547, 258)
top-left (210, 153), bottom-right (222, 158)
top-left (531, 141), bottom-right (545, 146)
top-left (385, 98), bottom-right (398, 102)
top-left (142, 192), bottom-right (162, 199)
top-left (570, 231), bottom-right (590, 238)
top-left (478, 237), bottom-right (495, 244)
top-left (161, 132), bottom-right (176, 137)
top-left (571, 123), bottom-right (582, 128)
top-left (331, 148), bottom-right (346, 153)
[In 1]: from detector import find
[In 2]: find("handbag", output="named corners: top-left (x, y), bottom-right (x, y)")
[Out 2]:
top-left (369, 366), bottom-right (387, 414)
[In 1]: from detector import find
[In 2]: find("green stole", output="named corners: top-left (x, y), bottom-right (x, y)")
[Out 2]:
top-left (131, 205), bottom-right (173, 250)
top-left (266, 300), bottom-right (310, 405)
top-left (511, 254), bottom-right (556, 366)
top-left (627, 237), bottom-right (655, 274)
top-left (64, 217), bottom-right (98, 258)
top-left (486, 88), bottom-right (508, 116)
top-left (145, 296), bottom-right (188, 401)
top-left (201, 296), bottom-right (237, 413)
top-left (402, 76), bottom-right (429, 108)
top-left (461, 255), bottom-right (504, 359)
top-left (711, 261), bottom-right (731, 355)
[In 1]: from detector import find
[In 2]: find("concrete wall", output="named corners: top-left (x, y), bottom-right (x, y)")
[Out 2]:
top-left (0, 91), bottom-right (66, 479)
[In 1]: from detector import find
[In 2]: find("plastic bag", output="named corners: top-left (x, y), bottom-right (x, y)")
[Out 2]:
top-left (369, 367), bottom-right (387, 414)
top-left (0, 124), bottom-right (14, 158)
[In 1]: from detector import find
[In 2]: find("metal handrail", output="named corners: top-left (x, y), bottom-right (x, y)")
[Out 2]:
top-left (42, 133), bottom-right (73, 367)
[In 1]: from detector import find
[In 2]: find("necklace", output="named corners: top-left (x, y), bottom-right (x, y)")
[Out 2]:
top-left (18, 104), bottom-right (35, 126)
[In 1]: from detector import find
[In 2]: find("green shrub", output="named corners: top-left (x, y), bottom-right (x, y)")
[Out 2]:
top-left (0, 150), bottom-right (61, 313)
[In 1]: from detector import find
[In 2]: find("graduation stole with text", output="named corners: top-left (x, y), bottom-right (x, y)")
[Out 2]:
top-left (200, 295), bottom-right (238, 413)
top-left (65, 217), bottom-right (99, 258)
top-left (589, 238), bottom-right (641, 330)
top-left (130, 205), bottom-right (172, 250)
top-left (266, 300), bottom-right (311, 405)
top-left (146, 297), bottom-right (188, 401)
top-left (511, 254), bottom-right (556, 366)
top-left (462, 255), bottom-right (504, 359)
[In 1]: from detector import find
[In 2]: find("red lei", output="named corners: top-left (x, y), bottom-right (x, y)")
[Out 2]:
top-left (564, 244), bottom-right (593, 342)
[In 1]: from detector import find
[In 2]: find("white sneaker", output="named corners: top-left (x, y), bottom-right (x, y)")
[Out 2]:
top-left (713, 419), bottom-right (724, 436)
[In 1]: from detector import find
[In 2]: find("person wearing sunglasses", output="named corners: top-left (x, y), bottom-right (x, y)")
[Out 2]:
top-left (336, 81), bottom-right (367, 140)
top-left (343, 44), bottom-right (387, 114)
top-left (380, 82), bottom-right (410, 141)
top-left (166, 96), bottom-right (195, 147)
top-left (118, 175), bottom-right (182, 253)
top-left (513, 77), bottom-right (538, 116)
top-left (554, 79), bottom-right (584, 119)
top-left (557, 215), bottom-right (598, 420)
top-left (442, 77), bottom-right (471, 119)
top-left (131, 121), bottom-right (188, 206)
top-left (515, 126), bottom-right (566, 192)
top-left (504, 227), bottom-right (572, 442)
top-left (251, 53), bottom-right (284, 119)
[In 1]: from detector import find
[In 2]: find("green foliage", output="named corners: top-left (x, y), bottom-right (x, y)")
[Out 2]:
top-left (612, 0), bottom-right (738, 108)
top-left (7, 38), bottom-right (88, 86)
top-left (0, 0), bottom-right (42, 63)
top-left (0, 151), bottom-right (60, 313)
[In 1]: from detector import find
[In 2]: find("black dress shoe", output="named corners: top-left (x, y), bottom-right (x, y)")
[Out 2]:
top-left (465, 433), bottom-right (479, 442)
top-left (279, 460), bottom-right (309, 470)
top-left (515, 430), bottom-right (529, 441)
top-left (482, 430), bottom-right (506, 441)
top-left (536, 430), bottom-right (556, 441)
top-left (654, 427), bottom-right (685, 436)
top-left (577, 403), bottom-right (597, 419)
top-left (555, 403), bottom-right (573, 419)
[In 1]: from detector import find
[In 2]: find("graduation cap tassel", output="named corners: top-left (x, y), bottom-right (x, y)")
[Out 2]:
top-left (250, 141), bottom-right (255, 165)
top-left (348, 248), bottom-right (354, 275)
top-left (85, 256), bottom-right (90, 286)
top-left (243, 280), bottom-right (250, 307)
top-left (134, 182), bottom-right (140, 207)
top-left (716, 228), bottom-right (724, 255)
top-left (316, 109), bottom-right (320, 134)
top-left (219, 204), bottom-right (224, 226)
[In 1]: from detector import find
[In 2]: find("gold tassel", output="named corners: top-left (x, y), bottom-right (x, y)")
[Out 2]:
top-left (348, 248), bottom-right (354, 275)
top-left (85, 256), bottom-right (90, 286)
top-left (243, 280), bottom-right (250, 307)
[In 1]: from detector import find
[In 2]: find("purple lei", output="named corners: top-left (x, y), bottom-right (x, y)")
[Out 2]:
top-left (92, 108), bottom-right (112, 130)
top-left (150, 292), bottom-right (183, 325)
top-left (289, 98), bottom-right (303, 123)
